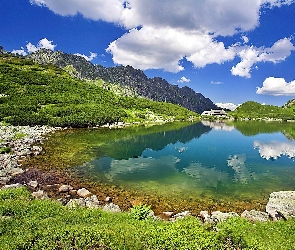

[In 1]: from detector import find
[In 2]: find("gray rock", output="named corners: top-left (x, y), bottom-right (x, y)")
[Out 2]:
top-left (103, 203), bottom-right (121, 213)
top-left (66, 198), bottom-right (86, 208)
top-left (0, 176), bottom-right (10, 185)
top-left (9, 167), bottom-right (24, 177)
top-left (85, 195), bottom-right (100, 208)
top-left (28, 180), bottom-right (38, 188)
top-left (31, 190), bottom-right (48, 199)
top-left (58, 184), bottom-right (74, 193)
top-left (241, 210), bottom-right (270, 222)
top-left (266, 191), bottom-right (295, 220)
top-left (173, 211), bottom-right (191, 220)
top-left (200, 210), bottom-right (210, 222)
top-left (77, 188), bottom-right (91, 198)
top-left (105, 196), bottom-right (112, 202)
top-left (162, 211), bottom-right (174, 218)
top-left (211, 211), bottom-right (239, 223)
top-left (1, 183), bottom-right (22, 189)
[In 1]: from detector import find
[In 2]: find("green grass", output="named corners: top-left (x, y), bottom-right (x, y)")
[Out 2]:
top-left (0, 54), bottom-right (198, 127)
top-left (1, 187), bottom-right (295, 249)
top-left (230, 101), bottom-right (295, 121)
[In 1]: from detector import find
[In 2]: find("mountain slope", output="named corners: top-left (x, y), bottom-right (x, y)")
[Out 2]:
top-left (29, 49), bottom-right (218, 114)
top-left (231, 101), bottom-right (295, 120)
top-left (0, 53), bottom-right (198, 127)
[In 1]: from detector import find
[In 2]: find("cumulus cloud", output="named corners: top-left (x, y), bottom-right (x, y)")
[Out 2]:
top-left (74, 52), bottom-right (97, 61)
top-left (12, 38), bottom-right (56, 55)
top-left (215, 103), bottom-right (239, 111)
top-left (107, 26), bottom-right (237, 72)
top-left (30, 0), bottom-right (125, 23)
top-left (177, 76), bottom-right (190, 83)
top-left (29, 0), bottom-right (295, 73)
top-left (26, 38), bottom-right (56, 53)
top-left (11, 48), bottom-right (27, 56)
top-left (256, 77), bottom-right (295, 96)
top-left (231, 38), bottom-right (295, 78)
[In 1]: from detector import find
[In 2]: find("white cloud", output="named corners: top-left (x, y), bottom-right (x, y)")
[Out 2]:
top-left (30, 0), bottom-right (126, 23)
top-left (26, 38), bottom-right (56, 53)
top-left (215, 103), bottom-right (239, 111)
top-left (242, 36), bottom-right (249, 43)
top-left (211, 81), bottom-right (223, 85)
top-left (231, 38), bottom-right (295, 78)
top-left (107, 26), bottom-right (237, 72)
top-left (11, 38), bottom-right (56, 55)
top-left (256, 77), bottom-right (295, 96)
top-left (74, 52), bottom-right (97, 61)
top-left (29, 0), bottom-right (295, 73)
top-left (177, 76), bottom-right (190, 83)
top-left (11, 48), bottom-right (27, 56)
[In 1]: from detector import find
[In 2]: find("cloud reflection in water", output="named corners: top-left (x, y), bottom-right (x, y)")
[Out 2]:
top-left (254, 141), bottom-right (295, 160)
top-left (227, 154), bottom-right (254, 184)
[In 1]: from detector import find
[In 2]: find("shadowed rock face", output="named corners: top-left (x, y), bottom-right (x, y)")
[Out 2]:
top-left (29, 49), bottom-right (218, 114)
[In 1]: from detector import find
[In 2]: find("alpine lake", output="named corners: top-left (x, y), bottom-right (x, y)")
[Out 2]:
top-left (23, 121), bottom-right (295, 214)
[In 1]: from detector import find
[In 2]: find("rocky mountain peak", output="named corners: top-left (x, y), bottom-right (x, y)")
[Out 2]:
top-left (28, 49), bottom-right (218, 113)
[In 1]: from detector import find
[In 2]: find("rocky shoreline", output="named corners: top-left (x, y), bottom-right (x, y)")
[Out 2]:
top-left (0, 124), bottom-right (62, 186)
top-left (1, 124), bottom-right (294, 223)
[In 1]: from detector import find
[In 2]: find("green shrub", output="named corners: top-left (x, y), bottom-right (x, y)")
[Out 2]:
top-left (130, 203), bottom-right (152, 220)
top-left (0, 147), bottom-right (11, 154)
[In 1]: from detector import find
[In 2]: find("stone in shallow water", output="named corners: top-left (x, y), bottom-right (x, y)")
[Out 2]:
top-left (241, 210), bottom-right (270, 222)
top-left (266, 191), bottom-right (295, 220)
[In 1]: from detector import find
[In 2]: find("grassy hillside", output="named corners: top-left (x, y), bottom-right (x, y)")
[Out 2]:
top-left (1, 187), bottom-right (295, 249)
top-left (230, 101), bottom-right (295, 121)
top-left (0, 54), bottom-right (198, 127)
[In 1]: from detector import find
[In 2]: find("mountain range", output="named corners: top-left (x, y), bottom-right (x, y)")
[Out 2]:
top-left (27, 48), bottom-right (218, 114)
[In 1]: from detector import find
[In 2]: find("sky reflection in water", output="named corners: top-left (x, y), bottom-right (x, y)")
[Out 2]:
top-left (79, 121), bottom-right (295, 201)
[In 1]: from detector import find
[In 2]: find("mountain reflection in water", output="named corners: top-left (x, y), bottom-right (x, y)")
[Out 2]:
top-left (71, 121), bottom-right (295, 203)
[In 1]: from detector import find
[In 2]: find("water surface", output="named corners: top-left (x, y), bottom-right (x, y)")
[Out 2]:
top-left (29, 121), bottom-right (295, 212)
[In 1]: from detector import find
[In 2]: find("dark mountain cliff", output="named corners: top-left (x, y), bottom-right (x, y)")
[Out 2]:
top-left (29, 49), bottom-right (218, 114)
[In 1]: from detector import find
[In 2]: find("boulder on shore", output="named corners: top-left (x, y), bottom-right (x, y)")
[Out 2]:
top-left (241, 210), bottom-right (270, 222)
top-left (266, 191), bottom-right (295, 220)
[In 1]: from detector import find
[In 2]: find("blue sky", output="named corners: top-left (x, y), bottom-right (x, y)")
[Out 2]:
top-left (1, 0), bottom-right (295, 109)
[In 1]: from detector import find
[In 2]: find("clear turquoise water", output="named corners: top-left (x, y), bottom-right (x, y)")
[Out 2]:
top-left (71, 121), bottom-right (295, 203)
